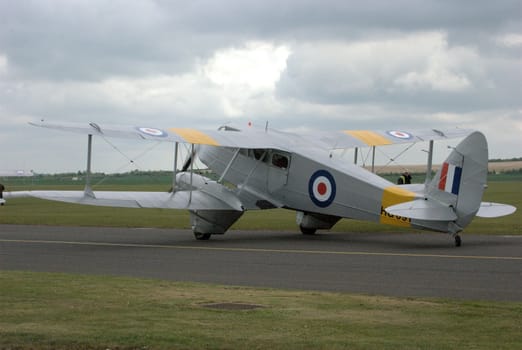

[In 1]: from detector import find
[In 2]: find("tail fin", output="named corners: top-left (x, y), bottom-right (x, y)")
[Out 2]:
top-left (426, 131), bottom-right (515, 230)
top-left (385, 131), bottom-right (516, 233)
top-left (425, 131), bottom-right (488, 231)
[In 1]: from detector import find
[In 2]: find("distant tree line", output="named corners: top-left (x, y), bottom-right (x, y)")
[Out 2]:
top-left (489, 157), bottom-right (522, 162)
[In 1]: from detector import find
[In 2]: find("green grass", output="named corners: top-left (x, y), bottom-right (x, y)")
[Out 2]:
top-left (1, 271), bottom-right (521, 350)
top-left (1, 180), bottom-right (521, 349)
top-left (1, 182), bottom-right (520, 235)
top-left (465, 182), bottom-right (522, 234)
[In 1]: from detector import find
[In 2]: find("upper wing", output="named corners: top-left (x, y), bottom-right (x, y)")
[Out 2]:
top-left (30, 120), bottom-right (289, 150)
top-left (313, 128), bottom-right (474, 149)
top-left (30, 120), bottom-right (473, 152)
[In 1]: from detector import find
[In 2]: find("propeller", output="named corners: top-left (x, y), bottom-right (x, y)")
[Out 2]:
top-left (182, 146), bottom-right (196, 172)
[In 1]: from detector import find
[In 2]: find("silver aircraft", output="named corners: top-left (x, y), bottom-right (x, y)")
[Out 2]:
top-left (5, 121), bottom-right (516, 246)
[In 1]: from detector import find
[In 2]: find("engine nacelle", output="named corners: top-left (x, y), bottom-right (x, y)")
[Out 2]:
top-left (175, 172), bottom-right (244, 239)
top-left (190, 209), bottom-right (243, 235)
top-left (296, 211), bottom-right (340, 234)
top-left (175, 172), bottom-right (213, 191)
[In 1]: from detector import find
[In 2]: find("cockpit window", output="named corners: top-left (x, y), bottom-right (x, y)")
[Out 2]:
top-left (244, 149), bottom-right (289, 167)
top-left (253, 149), bottom-right (268, 161)
top-left (271, 153), bottom-right (289, 169)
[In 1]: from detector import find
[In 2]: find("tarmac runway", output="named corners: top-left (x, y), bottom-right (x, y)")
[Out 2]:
top-left (1, 224), bottom-right (522, 301)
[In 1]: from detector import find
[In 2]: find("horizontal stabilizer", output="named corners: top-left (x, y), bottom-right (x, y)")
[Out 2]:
top-left (385, 199), bottom-right (457, 221)
top-left (476, 202), bottom-right (517, 218)
top-left (5, 190), bottom-right (243, 211)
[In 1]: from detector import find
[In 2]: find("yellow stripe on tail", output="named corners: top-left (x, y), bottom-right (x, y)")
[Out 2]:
top-left (380, 186), bottom-right (416, 227)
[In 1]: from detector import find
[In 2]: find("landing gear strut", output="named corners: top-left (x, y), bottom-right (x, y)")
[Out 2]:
top-left (454, 235), bottom-right (462, 247)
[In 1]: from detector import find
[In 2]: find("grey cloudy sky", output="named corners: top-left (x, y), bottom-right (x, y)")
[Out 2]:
top-left (1, 0), bottom-right (521, 173)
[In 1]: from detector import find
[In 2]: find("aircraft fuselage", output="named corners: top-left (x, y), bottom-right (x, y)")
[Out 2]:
top-left (197, 145), bottom-right (428, 231)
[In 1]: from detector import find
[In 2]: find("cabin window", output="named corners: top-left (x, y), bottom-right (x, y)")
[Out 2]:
top-left (253, 149), bottom-right (268, 161)
top-left (271, 153), bottom-right (289, 169)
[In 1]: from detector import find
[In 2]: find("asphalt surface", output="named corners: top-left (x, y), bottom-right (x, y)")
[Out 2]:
top-left (1, 224), bottom-right (522, 301)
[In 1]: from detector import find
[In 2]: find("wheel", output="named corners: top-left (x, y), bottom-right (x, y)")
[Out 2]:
top-left (194, 232), bottom-right (211, 240)
top-left (454, 235), bottom-right (462, 247)
top-left (300, 226), bottom-right (317, 235)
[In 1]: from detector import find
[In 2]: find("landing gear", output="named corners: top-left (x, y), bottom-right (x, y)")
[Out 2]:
top-left (194, 232), bottom-right (211, 240)
top-left (454, 235), bottom-right (462, 247)
top-left (300, 226), bottom-right (317, 235)
top-left (189, 210), bottom-right (243, 241)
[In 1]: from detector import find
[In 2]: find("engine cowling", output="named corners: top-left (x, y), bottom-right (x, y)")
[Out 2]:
top-left (296, 211), bottom-right (340, 234)
top-left (175, 172), bottom-right (244, 239)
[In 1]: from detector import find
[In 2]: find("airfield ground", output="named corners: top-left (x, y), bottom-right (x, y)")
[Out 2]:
top-left (0, 174), bottom-right (521, 349)
top-left (1, 270), bottom-right (521, 350)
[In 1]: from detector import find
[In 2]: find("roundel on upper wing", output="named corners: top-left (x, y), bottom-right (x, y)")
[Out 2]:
top-left (386, 130), bottom-right (413, 140)
top-left (308, 170), bottom-right (336, 208)
top-left (136, 127), bottom-right (168, 137)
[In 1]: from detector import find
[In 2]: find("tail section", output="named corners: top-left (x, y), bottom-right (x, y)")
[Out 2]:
top-left (426, 131), bottom-right (488, 232)
top-left (386, 131), bottom-right (516, 234)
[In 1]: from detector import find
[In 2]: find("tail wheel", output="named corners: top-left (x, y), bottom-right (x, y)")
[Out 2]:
top-left (300, 226), bottom-right (317, 235)
top-left (194, 232), bottom-right (211, 240)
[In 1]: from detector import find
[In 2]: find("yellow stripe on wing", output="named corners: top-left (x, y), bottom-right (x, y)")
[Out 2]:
top-left (343, 130), bottom-right (392, 146)
top-left (169, 128), bottom-right (220, 146)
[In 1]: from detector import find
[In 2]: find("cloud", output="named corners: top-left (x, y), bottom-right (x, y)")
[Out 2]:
top-left (393, 34), bottom-right (476, 92)
top-left (0, 41), bottom-right (291, 126)
top-left (278, 32), bottom-right (483, 107)
top-left (204, 42), bottom-right (290, 92)
top-left (0, 54), bottom-right (7, 75)
top-left (203, 41), bottom-right (291, 116)
top-left (0, 1), bottom-right (520, 172)
top-left (496, 33), bottom-right (522, 47)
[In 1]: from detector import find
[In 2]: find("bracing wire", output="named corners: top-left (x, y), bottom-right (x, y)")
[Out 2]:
top-left (92, 136), bottom-right (163, 187)
top-left (350, 143), bottom-right (418, 174)
top-left (374, 142), bottom-right (417, 173)
top-left (360, 147), bottom-right (373, 167)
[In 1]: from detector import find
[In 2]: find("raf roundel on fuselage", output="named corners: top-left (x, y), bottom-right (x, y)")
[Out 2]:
top-left (308, 170), bottom-right (336, 208)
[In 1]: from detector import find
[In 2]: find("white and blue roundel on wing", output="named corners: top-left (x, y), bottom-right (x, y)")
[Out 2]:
top-left (386, 130), bottom-right (413, 140)
top-left (308, 170), bottom-right (336, 208)
top-left (136, 127), bottom-right (168, 137)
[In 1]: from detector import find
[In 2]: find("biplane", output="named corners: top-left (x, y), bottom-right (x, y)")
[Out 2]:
top-left (5, 121), bottom-right (516, 246)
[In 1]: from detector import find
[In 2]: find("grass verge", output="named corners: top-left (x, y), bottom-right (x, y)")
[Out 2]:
top-left (1, 271), bottom-right (521, 350)
top-left (1, 182), bottom-right (520, 235)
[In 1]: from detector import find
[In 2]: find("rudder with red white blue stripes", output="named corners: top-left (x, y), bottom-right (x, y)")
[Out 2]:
top-left (438, 162), bottom-right (463, 195)
top-left (424, 131), bottom-right (489, 232)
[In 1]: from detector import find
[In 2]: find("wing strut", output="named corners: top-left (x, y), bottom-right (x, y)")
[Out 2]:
top-left (84, 134), bottom-right (94, 198)
top-left (172, 142), bottom-right (179, 192)
top-left (424, 139), bottom-right (434, 186)
top-left (189, 144), bottom-right (194, 204)
top-left (371, 146), bottom-right (376, 173)
top-left (237, 150), bottom-right (267, 195)
top-left (218, 148), bottom-right (240, 184)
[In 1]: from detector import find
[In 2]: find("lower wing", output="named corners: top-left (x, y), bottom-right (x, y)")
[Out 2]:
top-left (5, 190), bottom-right (243, 211)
